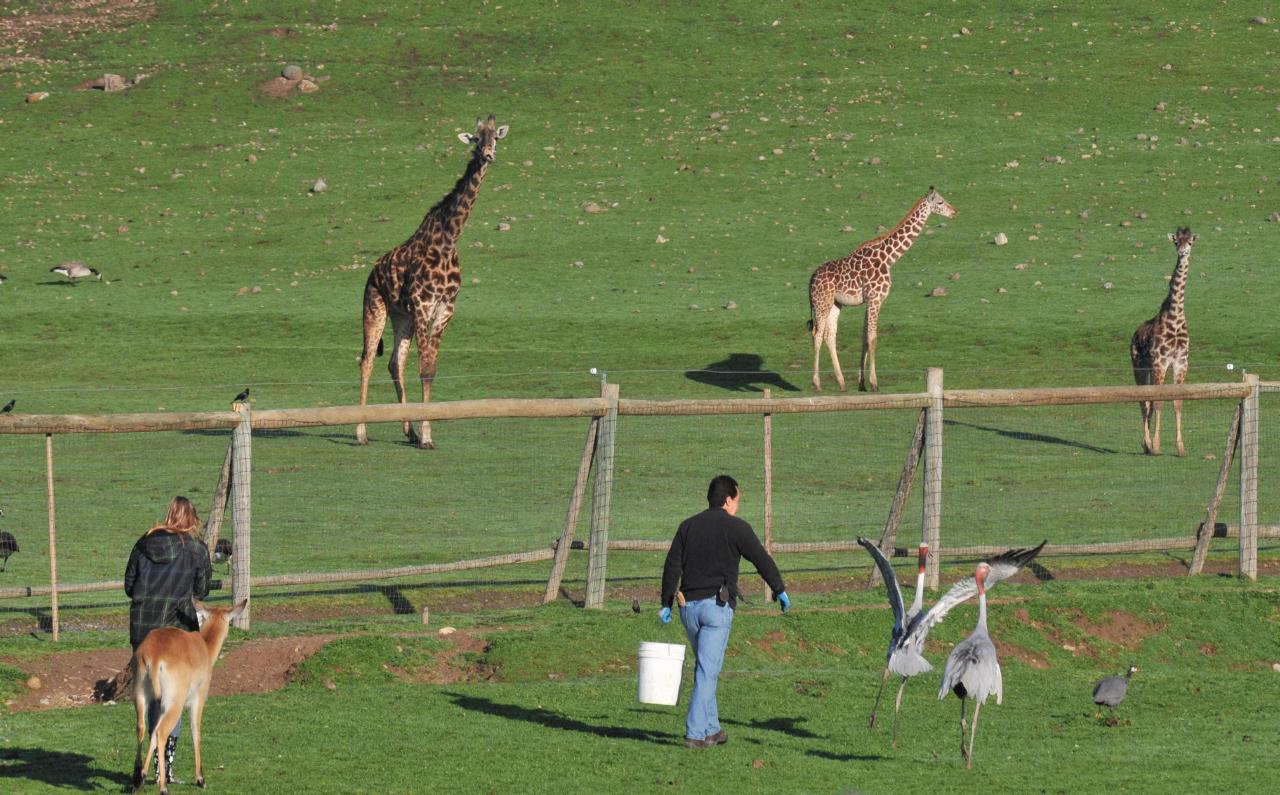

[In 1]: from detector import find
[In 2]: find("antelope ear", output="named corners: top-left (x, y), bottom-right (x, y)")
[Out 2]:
top-left (495, 124), bottom-right (509, 139)
top-left (1190, 234), bottom-right (1199, 244)
top-left (458, 132), bottom-right (477, 145)
top-left (229, 598), bottom-right (249, 621)
top-left (194, 600), bottom-right (210, 625)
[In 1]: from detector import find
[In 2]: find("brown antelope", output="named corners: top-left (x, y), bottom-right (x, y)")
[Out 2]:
top-left (132, 599), bottom-right (247, 794)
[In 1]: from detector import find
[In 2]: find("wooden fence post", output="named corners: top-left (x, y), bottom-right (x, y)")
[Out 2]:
top-left (868, 409), bottom-right (927, 588)
top-left (763, 388), bottom-right (774, 601)
top-left (585, 383), bottom-right (619, 609)
top-left (44, 434), bottom-right (59, 642)
top-left (543, 416), bottom-right (599, 603)
top-left (1239, 373), bottom-right (1260, 581)
top-left (230, 402), bottom-right (252, 627)
top-left (923, 367), bottom-right (944, 589)
top-left (202, 440), bottom-right (234, 548)
top-left (1189, 404), bottom-right (1241, 576)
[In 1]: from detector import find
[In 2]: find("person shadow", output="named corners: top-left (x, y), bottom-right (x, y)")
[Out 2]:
top-left (685, 353), bottom-right (800, 393)
top-left (0, 746), bottom-right (133, 790)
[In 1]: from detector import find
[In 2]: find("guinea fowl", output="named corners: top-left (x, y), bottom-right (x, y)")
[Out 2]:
top-left (1093, 665), bottom-right (1138, 722)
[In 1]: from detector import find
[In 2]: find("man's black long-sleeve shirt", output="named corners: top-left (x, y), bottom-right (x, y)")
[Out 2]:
top-left (661, 507), bottom-right (785, 609)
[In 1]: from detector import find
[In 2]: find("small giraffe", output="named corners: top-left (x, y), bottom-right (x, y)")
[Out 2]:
top-left (356, 115), bottom-right (509, 449)
top-left (1130, 226), bottom-right (1197, 457)
top-left (808, 188), bottom-right (956, 392)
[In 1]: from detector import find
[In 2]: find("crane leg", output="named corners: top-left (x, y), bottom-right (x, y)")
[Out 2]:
top-left (958, 696), bottom-right (967, 761)
top-left (868, 667), bottom-right (889, 729)
top-left (890, 676), bottom-right (908, 749)
top-left (966, 700), bottom-right (982, 770)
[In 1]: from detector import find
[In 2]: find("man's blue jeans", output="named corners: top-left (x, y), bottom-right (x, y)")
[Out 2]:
top-left (680, 596), bottom-right (733, 741)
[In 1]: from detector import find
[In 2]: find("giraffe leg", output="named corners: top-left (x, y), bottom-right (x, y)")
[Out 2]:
top-left (867, 666), bottom-right (889, 729)
top-left (811, 314), bottom-right (826, 392)
top-left (966, 700), bottom-right (982, 769)
top-left (387, 312), bottom-right (416, 443)
top-left (357, 286), bottom-right (389, 446)
top-left (890, 675), bottom-right (908, 749)
top-left (823, 306), bottom-right (846, 391)
top-left (1149, 368), bottom-right (1167, 456)
top-left (861, 304), bottom-right (881, 392)
top-left (413, 303), bottom-right (455, 449)
top-left (1173, 365), bottom-right (1187, 457)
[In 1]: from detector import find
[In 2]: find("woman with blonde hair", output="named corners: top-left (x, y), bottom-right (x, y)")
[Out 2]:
top-left (124, 495), bottom-right (212, 784)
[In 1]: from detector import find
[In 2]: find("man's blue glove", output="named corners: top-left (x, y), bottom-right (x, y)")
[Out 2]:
top-left (777, 591), bottom-right (790, 613)
top-left (658, 606), bottom-right (672, 624)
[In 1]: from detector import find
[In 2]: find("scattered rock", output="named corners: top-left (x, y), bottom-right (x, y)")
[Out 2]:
top-left (1250, 16), bottom-right (1268, 25)
top-left (1203, 453), bottom-right (1216, 461)
top-left (247, 154), bottom-right (258, 164)
top-left (723, 300), bottom-right (738, 310)
top-left (1272, 662), bottom-right (1280, 672)
top-left (997, 287), bottom-right (1008, 294)
top-left (979, 297), bottom-right (990, 304)
top-left (282, 64), bottom-right (303, 80)
top-left (1005, 160), bottom-right (1020, 169)
top-left (960, 26), bottom-right (972, 36)
top-left (688, 303), bottom-right (699, 310)
top-left (438, 626), bottom-right (457, 636)
top-left (1103, 282), bottom-right (1114, 290)
top-left (928, 286), bottom-right (947, 298)
top-left (709, 111), bottom-right (723, 120)
top-left (298, 79), bottom-right (319, 94)
top-left (102, 73), bottom-right (127, 92)
top-left (1014, 263), bottom-right (1028, 270)
top-left (26, 676), bottom-right (41, 690)
top-left (866, 156), bottom-right (881, 165)
top-left (949, 272), bottom-right (961, 281)
top-left (752, 758), bottom-right (765, 769)
top-left (656, 235), bottom-right (668, 244)
top-left (309, 178), bottom-right (327, 193)
top-left (1268, 212), bottom-right (1280, 223)
top-left (26, 91), bottom-right (49, 103)
top-left (687, 267), bottom-right (696, 273)
top-left (497, 222), bottom-right (511, 232)
top-left (251, 286), bottom-right (263, 294)
top-left (1155, 101), bottom-right (1167, 112)
top-left (994, 232), bottom-right (1009, 246)
top-left (582, 201), bottom-right (605, 214)
top-left (841, 225), bottom-right (854, 233)
top-left (1078, 209), bottom-right (1090, 220)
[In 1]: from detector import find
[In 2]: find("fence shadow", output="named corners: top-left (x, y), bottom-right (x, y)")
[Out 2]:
top-left (446, 693), bottom-right (673, 745)
top-left (685, 353), bottom-right (800, 393)
top-left (0, 746), bottom-right (132, 791)
top-left (944, 419), bottom-right (1119, 454)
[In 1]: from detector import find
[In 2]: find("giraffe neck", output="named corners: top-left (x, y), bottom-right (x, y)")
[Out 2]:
top-left (868, 199), bottom-right (930, 265)
top-left (421, 151), bottom-right (489, 246)
top-left (1162, 250), bottom-right (1190, 319)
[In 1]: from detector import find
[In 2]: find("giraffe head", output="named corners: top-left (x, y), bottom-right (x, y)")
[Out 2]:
top-left (922, 187), bottom-right (957, 219)
top-left (1168, 226), bottom-right (1197, 256)
top-left (457, 115), bottom-right (509, 163)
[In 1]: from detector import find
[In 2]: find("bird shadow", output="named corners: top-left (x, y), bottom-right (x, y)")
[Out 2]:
top-left (36, 281), bottom-right (79, 287)
top-left (725, 715), bottom-right (821, 739)
top-left (446, 693), bottom-right (673, 745)
top-left (685, 353), bottom-right (800, 393)
top-left (0, 746), bottom-right (132, 791)
top-left (943, 419), bottom-right (1118, 454)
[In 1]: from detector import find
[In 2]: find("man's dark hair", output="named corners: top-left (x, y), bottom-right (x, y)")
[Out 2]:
top-left (707, 475), bottom-right (739, 508)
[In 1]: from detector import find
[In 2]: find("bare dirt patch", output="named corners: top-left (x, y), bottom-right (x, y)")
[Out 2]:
top-left (995, 639), bottom-right (1051, 669)
top-left (1069, 609), bottom-right (1165, 650)
top-left (0, 1), bottom-right (157, 65)
top-left (386, 629), bottom-right (496, 685)
top-left (4, 634), bottom-right (339, 713)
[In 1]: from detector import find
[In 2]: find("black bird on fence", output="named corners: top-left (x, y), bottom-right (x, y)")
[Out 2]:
top-left (1093, 665), bottom-right (1138, 723)
top-left (0, 530), bottom-right (18, 571)
top-left (1, 399), bottom-right (13, 413)
top-left (631, 597), bottom-right (641, 614)
top-left (233, 388), bottom-right (250, 403)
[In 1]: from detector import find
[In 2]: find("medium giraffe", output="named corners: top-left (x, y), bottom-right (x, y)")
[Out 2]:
top-left (356, 115), bottom-right (508, 449)
top-left (808, 188), bottom-right (956, 392)
top-left (1130, 227), bottom-right (1197, 456)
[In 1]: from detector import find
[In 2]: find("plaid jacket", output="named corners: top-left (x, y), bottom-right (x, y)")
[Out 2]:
top-left (123, 530), bottom-right (212, 650)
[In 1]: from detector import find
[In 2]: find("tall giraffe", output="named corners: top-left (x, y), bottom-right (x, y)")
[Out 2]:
top-left (808, 188), bottom-right (956, 392)
top-left (356, 115), bottom-right (509, 449)
top-left (1130, 227), bottom-right (1197, 457)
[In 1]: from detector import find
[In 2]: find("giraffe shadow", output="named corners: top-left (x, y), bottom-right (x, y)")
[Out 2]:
top-left (943, 419), bottom-right (1118, 454)
top-left (685, 353), bottom-right (800, 393)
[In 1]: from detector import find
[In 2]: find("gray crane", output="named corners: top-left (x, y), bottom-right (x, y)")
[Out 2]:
top-left (938, 561), bottom-right (1001, 769)
top-left (1093, 665), bottom-right (1138, 722)
top-left (859, 537), bottom-right (1044, 749)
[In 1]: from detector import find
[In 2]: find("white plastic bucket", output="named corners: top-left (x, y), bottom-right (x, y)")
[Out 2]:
top-left (637, 641), bottom-right (686, 705)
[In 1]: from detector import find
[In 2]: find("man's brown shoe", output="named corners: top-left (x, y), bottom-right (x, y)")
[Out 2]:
top-left (684, 736), bottom-right (712, 749)
top-left (706, 730), bottom-right (727, 746)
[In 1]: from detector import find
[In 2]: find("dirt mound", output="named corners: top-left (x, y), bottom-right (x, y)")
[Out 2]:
top-left (5, 634), bottom-right (339, 712)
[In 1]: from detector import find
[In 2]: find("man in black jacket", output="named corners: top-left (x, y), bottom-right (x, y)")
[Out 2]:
top-left (660, 475), bottom-right (789, 748)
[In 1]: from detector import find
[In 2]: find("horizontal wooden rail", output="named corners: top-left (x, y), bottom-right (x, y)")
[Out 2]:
top-left (618, 393), bottom-right (930, 416)
top-left (0, 411), bottom-right (241, 435)
top-left (943, 382), bottom-right (1251, 408)
top-left (251, 398), bottom-right (610, 429)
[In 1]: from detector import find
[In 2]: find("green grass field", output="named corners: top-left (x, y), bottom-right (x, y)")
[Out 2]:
top-left (1, 1), bottom-right (1279, 792)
